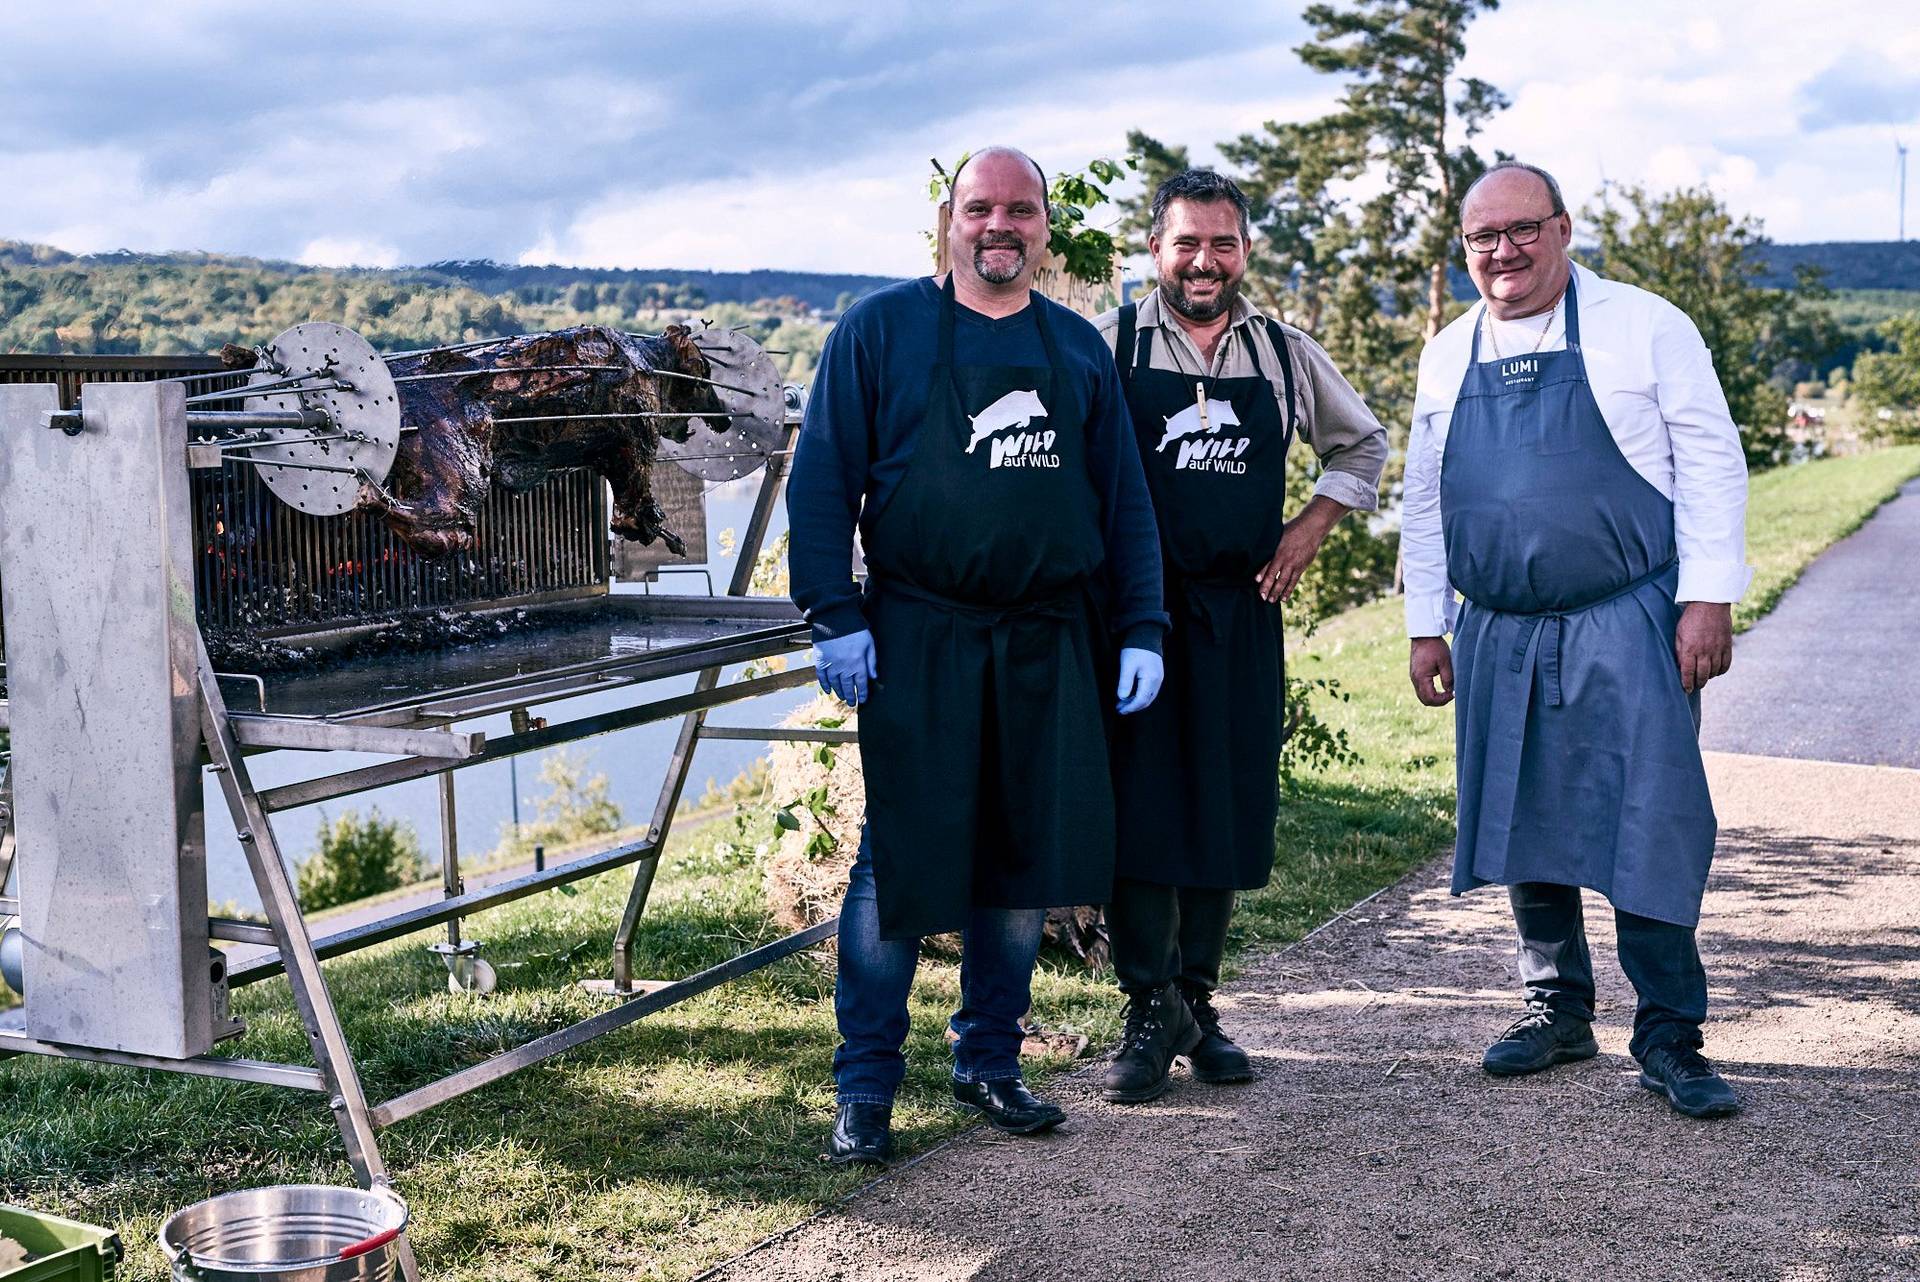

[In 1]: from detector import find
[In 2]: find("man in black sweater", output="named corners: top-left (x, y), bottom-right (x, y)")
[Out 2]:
top-left (788, 146), bottom-right (1168, 1165)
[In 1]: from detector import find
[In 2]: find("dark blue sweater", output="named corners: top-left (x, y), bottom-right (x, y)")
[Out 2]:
top-left (787, 277), bottom-right (1168, 652)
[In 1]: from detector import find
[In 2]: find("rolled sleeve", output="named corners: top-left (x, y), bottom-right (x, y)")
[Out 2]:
top-left (1652, 302), bottom-right (1754, 604)
top-left (1291, 331), bottom-right (1388, 513)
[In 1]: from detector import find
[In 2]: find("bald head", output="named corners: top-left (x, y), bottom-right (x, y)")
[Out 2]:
top-left (951, 146), bottom-right (1050, 211)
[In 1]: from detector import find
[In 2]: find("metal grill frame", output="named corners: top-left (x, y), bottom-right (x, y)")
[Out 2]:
top-left (0, 358), bottom-right (826, 1282)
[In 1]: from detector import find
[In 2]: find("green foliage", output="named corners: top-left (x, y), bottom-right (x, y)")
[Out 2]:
top-left (1582, 185), bottom-right (1836, 469)
top-left (678, 759), bottom-right (772, 817)
top-left (1849, 313), bottom-right (1920, 443)
top-left (776, 747), bottom-right (841, 861)
top-left (928, 153), bottom-right (1140, 286)
top-left (1113, 130), bottom-right (1193, 258)
top-left (497, 748), bottom-right (623, 860)
top-left (296, 808), bottom-right (427, 912)
top-left (1279, 675), bottom-right (1361, 789)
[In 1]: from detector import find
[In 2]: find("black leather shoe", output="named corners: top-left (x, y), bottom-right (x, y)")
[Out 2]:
top-left (1481, 1004), bottom-right (1600, 1077)
top-left (1180, 983), bottom-right (1255, 1085)
top-left (1639, 1044), bottom-right (1740, 1119)
top-left (825, 1101), bottom-right (894, 1166)
top-left (1102, 981), bottom-right (1202, 1103)
top-left (951, 1077), bottom-right (1065, 1135)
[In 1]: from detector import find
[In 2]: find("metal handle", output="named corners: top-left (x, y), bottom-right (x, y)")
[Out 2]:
top-left (338, 1226), bottom-right (403, 1260)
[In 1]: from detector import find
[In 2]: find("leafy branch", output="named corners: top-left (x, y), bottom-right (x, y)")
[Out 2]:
top-left (928, 153), bottom-right (1140, 286)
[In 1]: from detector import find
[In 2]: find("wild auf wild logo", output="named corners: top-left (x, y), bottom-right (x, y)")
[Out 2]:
top-left (1158, 399), bottom-right (1250, 473)
top-left (965, 389), bottom-right (1059, 469)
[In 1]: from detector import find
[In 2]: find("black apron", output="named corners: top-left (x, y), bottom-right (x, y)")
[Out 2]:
top-left (856, 276), bottom-right (1116, 940)
top-left (1108, 306), bottom-right (1297, 889)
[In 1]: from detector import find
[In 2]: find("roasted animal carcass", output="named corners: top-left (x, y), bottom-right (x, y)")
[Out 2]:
top-left (377, 326), bottom-right (722, 557)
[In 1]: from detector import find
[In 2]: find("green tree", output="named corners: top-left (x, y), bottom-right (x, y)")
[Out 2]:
top-left (1850, 312), bottom-right (1920, 442)
top-left (1113, 129), bottom-right (1193, 259)
top-left (497, 746), bottom-right (624, 859)
top-left (1582, 184), bottom-right (1831, 468)
top-left (297, 808), bottom-right (427, 912)
top-left (1291, 0), bottom-right (1507, 339)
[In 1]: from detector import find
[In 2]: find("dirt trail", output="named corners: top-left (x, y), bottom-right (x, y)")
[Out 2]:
top-left (705, 751), bottom-right (1920, 1282)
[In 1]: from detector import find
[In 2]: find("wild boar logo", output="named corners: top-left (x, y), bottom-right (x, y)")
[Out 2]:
top-left (965, 389), bottom-right (1049, 454)
top-left (1157, 399), bottom-right (1240, 452)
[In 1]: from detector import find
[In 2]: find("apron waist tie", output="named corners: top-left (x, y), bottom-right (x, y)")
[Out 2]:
top-left (868, 575), bottom-right (1084, 625)
top-left (1495, 558), bottom-right (1677, 708)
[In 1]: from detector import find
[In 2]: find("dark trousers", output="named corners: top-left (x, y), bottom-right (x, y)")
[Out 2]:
top-left (1509, 881), bottom-right (1707, 1062)
top-left (1107, 876), bottom-right (1237, 996)
top-left (832, 831), bottom-right (1047, 1104)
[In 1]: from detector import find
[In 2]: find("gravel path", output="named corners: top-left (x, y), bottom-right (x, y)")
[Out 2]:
top-left (1703, 477), bottom-right (1920, 768)
top-left (706, 751), bottom-right (1920, 1282)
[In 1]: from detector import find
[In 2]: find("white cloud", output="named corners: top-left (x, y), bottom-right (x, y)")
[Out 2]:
top-left (298, 237), bottom-right (402, 269)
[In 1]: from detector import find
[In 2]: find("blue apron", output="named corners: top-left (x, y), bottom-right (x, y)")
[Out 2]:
top-left (1442, 274), bottom-right (1716, 928)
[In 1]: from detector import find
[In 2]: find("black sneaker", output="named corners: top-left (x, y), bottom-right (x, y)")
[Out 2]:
top-left (1639, 1044), bottom-right (1740, 1119)
top-left (1481, 1004), bottom-right (1600, 1077)
top-left (1179, 983), bottom-right (1255, 1085)
top-left (1101, 982), bottom-right (1202, 1104)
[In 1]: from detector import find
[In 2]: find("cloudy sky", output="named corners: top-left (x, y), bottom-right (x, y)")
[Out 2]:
top-left (1, 0), bottom-right (1915, 276)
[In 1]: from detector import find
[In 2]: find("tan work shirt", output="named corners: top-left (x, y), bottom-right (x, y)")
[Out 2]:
top-left (1094, 289), bottom-right (1389, 512)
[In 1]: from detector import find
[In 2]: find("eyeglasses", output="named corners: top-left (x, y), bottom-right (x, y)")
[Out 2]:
top-left (1462, 219), bottom-right (1556, 254)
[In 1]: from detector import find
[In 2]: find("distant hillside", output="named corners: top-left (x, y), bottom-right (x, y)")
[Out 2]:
top-left (1442, 240), bottom-right (1920, 300)
top-left (0, 240), bottom-right (885, 374)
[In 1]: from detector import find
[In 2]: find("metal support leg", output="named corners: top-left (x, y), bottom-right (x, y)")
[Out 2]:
top-left (608, 424), bottom-right (798, 993)
top-left (440, 774), bottom-right (462, 951)
top-left (195, 643), bottom-right (420, 1282)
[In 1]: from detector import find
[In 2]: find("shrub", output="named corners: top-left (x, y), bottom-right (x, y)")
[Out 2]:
top-left (296, 808), bottom-right (427, 912)
top-left (496, 747), bottom-right (624, 859)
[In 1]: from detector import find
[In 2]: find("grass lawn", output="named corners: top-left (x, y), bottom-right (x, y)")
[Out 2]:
top-left (3, 446), bottom-right (1916, 1280)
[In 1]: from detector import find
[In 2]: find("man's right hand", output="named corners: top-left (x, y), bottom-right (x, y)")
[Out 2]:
top-left (816, 630), bottom-right (877, 705)
top-left (1409, 636), bottom-right (1454, 707)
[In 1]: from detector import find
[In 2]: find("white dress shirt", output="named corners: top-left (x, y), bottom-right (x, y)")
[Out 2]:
top-left (1402, 261), bottom-right (1753, 638)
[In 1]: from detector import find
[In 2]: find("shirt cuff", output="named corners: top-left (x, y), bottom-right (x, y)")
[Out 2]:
top-left (1119, 621), bottom-right (1166, 656)
top-left (1311, 470), bottom-right (1380, 513)
top-left (806, 599), bottom-right (870, 644)
top-left (1405, 590), bottom-right (1456, 638)
top-left (1676, 558), bottom-right (1754, 604)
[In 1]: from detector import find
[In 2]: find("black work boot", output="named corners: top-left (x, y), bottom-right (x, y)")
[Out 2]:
top-left (1179, 982), bottom-right (1255, 1084)
top-left (1102, 982), bottom-right (1202, 1103)
top-left (824, 1101), bottom-right (893, 1166)
top-left (1638, 1044), bottom-right (1740, 1119)
top-left (1481, 1004), bottom-right (1600, 1077)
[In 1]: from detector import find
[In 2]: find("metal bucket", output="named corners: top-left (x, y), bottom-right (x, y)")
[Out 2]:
top-left (158, 1184), bottom-right (408, 1282)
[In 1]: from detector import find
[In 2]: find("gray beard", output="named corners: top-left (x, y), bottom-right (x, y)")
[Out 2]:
top-left (1162, 275), bottom-right (1239, 322)
top-left (974, 243), bottom-right (1028, 285)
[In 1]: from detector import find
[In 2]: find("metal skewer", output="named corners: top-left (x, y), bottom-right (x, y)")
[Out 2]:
top-left (185, 378), bottom-right (350, 405)
top-left (389, 365), bottom-right (626, 383)
top-left (489, 411), bottom-right (744, 424)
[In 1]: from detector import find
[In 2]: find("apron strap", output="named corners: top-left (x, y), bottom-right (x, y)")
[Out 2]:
top-left (1255, 315), bottom-right (1298, 449)
top-left (939, 272), bottom-right (1060, 406)
top-left (1115, 303), bottom-right (1139, 397)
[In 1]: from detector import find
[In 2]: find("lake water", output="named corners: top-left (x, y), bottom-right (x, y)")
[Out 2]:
top-left (204, 477), bottom-right (809, 912)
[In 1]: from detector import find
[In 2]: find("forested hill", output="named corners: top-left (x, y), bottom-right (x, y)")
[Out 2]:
top-left (0, 240), bottom-right (898, 358)
top-left (1746, 241), bottom-right (1920, 290)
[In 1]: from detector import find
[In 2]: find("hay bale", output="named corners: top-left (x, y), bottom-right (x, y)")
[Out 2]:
top-left (758, 694), bottom-right (1106, 969)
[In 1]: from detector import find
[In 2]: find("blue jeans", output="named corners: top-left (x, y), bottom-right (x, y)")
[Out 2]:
top-left (833, 828), bottom-right (1047, 1105)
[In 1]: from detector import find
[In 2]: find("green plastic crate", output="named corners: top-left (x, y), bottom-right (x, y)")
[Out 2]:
top-left (0, 1205), bottom-right (120, 1281)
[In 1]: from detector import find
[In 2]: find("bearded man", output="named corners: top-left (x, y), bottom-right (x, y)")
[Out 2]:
top-left (789, 146), bottom-right (1169, 1162)
top-left (1092, 169), bottom-right (1387, 1102)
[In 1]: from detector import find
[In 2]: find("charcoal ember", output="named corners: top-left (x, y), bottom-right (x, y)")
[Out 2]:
top-left (206, 608), bottom-right (546, 674)
top-left (375, 326), bottom-right (720, 558)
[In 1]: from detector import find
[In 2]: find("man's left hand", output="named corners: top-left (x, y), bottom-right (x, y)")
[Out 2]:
top-left (1256, 497), bottom-right (1350, 604)
top-left (1675, 601), bottom-right (1733, 693)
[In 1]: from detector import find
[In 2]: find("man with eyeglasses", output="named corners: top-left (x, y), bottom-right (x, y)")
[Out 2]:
top-left (1402, 160), bottom-right (1752, 1118)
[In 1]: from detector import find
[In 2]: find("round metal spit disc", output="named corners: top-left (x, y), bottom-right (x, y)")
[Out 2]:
top-left (658, 325), bottom-right (786, 482)
top-left (247, 322), bottom-right (402, 516)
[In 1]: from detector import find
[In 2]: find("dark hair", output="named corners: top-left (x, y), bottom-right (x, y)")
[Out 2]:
top-left (950, 146), bottom-right (1051, 213)
top-left (1150, 169), bottom-right (1252, 241)
top-left (1460, 160), bottom-right (1566, 220)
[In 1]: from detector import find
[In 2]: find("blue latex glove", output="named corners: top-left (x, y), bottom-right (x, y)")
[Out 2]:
top-left (1116, 647), bottom-right (1164, 715)
top-left (815, 630), bottom-right (877, 705)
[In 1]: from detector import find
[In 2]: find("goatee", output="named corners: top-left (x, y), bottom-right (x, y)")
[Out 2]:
top-left (974, 240), bottom-right (1028, 285)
